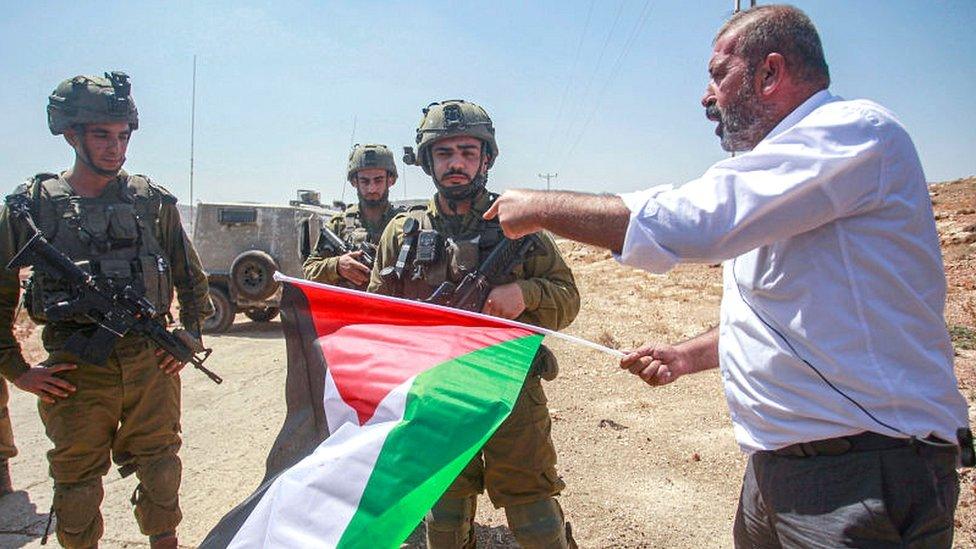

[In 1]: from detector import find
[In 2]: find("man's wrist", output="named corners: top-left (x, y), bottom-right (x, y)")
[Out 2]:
top-left (1, 357), bottom-right (31, 383)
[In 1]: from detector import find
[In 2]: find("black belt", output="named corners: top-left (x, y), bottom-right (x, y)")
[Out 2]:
top-left (771, 432), bottom-right (915, 458)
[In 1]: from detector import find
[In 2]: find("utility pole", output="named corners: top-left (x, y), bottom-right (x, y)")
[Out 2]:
top-left (538, 172), bottom-right (557, 191)
top-left (733, 0), bottom-right (756, 13)
top-left (188, 54), bottom-right (197, 235)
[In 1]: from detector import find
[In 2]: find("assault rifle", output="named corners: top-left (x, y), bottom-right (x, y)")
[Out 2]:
top-left (425, 234), bottom-right (542, 312)
top-left (4, 193), bottom-right (222, 384)
top-left (316, 225), bottom-right (375, 270)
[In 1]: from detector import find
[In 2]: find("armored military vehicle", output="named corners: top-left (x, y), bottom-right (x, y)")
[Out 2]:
top-left (192, 190), bottom-right (338, 333)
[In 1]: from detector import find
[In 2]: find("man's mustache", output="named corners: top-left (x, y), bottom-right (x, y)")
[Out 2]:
top-left (705, 104), bottom-right (722, 122)
top-left (443, 170), bottom-right (472, 181)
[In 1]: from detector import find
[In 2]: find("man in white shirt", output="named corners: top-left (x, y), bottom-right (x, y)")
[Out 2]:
top-left (485, 4), bottom-right (972, 547)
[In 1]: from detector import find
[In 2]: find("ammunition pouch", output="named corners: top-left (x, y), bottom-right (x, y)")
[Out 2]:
top-left (530, 345), bottom-right (559, 381)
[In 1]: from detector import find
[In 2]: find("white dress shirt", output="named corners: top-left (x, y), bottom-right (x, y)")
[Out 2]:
top-left (617, 90), bottom-right (969, 453)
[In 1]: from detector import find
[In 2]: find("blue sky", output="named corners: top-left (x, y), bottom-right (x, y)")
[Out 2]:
top-left (1, 1), bottom-right (973, 205)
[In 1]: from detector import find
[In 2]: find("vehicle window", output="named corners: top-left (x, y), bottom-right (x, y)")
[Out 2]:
top-left (218, 208), bottom-right (258, 224)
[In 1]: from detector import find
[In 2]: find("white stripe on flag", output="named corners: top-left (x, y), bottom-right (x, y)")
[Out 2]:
top-left (229, 376), bottom-right (416, 548)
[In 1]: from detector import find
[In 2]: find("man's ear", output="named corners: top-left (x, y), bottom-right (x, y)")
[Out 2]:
top-left (63, 129), bottom-right (79, 148)
top-left (481, 154), bottom-right (493, 174)
top-left (388, 174), bottom-right (398, 187)
top-left (757, 52), bottom-right (787, 98)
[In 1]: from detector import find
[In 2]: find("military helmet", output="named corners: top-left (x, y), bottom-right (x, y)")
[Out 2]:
top-left (47, 71), bottom-right (139, 135)
top-left (413, 100), bottom-right (498, 175)
top-left (347, 143), bottom-right (397, 181)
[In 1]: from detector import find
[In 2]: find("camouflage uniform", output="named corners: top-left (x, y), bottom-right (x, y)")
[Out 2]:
top-left (0, 378), bottom-right (14, 494)
top-left (0, 379), bottom-right (13, 460)
top-left (302, 202), bottom-right (401, 287)
top-left (0, 72), bottom-right (213, 548)
top-left (370, 190), bottom-right (580, 548)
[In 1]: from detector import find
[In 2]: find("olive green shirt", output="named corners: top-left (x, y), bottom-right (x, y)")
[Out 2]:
top-left (368, 192), bottom-right (580, 331)
top-left (0, 174), bottom-right (214, 381)
top-left (303, 202), bottom-right (400, 285)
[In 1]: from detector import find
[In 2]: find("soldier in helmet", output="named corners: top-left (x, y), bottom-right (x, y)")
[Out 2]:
top-left (303, 143), bottom-right (404, 289)
top-left (0, 378), bottom-right (14, 496)
top-left (0, 72), bottom-right (213, 548)
top-left (369, 100), bottom-right (581, 548)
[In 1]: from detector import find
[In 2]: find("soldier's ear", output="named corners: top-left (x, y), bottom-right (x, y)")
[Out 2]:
top-left (63, 129), bottom-right (79, 148)
top-left (388, 174), bottom-right (398, 187)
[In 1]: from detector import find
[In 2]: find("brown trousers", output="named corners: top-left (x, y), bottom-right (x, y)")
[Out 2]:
top-left (40, 335), bottom-right (182, 548)
top-left (0, 378), bottom-right (16, 460)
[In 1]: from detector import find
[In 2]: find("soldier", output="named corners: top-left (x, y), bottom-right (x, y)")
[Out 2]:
top-left (0, 378), bottom-right (14, 496)
top-left (303, 144), bottom-right (404, 289)
top-left (0, 72), bottom-right (213, 549)
top-left (369, 100), bottom-right (580, 548)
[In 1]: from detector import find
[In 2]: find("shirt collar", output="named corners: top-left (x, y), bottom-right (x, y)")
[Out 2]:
top-left (762, 89), bottom-right (835, 144)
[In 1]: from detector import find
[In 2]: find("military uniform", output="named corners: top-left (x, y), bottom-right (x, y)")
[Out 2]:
top-left (369, 190), bottom-right (580, 548)
top-left (302, 202), bottom-right (402, 287)
top-left (0, 378), bottom-right (14, 494)
top-left (0, 72), bottom-right (212, 548)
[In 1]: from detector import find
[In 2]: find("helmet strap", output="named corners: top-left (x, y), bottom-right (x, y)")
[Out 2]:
top-left (430, 142), bottom-right (489, 203)
top-left (72, 126), bottom-right (124, 178)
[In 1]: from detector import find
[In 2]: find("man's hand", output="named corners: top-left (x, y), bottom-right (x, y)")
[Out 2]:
top-left (337, 250), bottom-right (371, 286)
top-left (620, 344), bottom-right (690, 387)
top-left (481, 282), bottom-right (526, 319)
top-left (483, 190), bottom-right (544, 239)
top-left (155, 348), bottom-right (186, 376)
top-left (13, 364), bottom-right (77, 403)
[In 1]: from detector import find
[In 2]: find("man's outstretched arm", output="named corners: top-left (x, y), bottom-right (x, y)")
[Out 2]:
top-left (484, 190), bottom-right (630, 253)
top-left (620, 327), bottom-right (719, 387)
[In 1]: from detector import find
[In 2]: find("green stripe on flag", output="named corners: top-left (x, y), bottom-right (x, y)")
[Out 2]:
top-left (338, 333), bottom-right (544, 548)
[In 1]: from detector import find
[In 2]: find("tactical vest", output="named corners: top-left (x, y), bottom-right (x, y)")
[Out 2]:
top-left (339, 204), bottom-right (404, 248)
top-left (20, 173), bottom-right (175, 324)
top-left (341, 210), bottom-right (375, 249)
top-left (398, 204), bottom-right (523, 301)
top-left (394, 201), bottom-right (558, 380)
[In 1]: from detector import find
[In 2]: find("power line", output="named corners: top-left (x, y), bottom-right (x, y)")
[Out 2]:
top-left (544, 0), bottom-right (596, 158)
top-left (560, 0), bottom-right (654, 170)
top-left (555, 0), bottom-right (626, 156)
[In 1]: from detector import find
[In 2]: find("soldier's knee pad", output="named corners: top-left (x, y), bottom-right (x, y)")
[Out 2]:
top-left (136, 454), bottom-right (181, 507)
top-left (425, 495), bottom-right (477, 549)
top-left (132, 454), bottom-right (182, 535)
top-left (53, 479), bottom-right (104, 548)
top-left (505, 497), bottom-right (569, 549)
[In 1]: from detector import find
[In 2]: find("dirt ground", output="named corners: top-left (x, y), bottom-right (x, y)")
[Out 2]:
top-left (1, 177), bottom-right (974, 548)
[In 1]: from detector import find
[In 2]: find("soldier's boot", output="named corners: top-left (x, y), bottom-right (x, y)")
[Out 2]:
top-left (132, 455), bottom-right (183, 539)
top-left (425, 495), bottom-right (477, 549)
top-left (0, 458), bottom-right (11, 496)
top-left (149, 531), bottom-right (178, 549)
top-left (504, 497), bottom-right (571, 549)
top-left (53, 479), bottom-right (105, 549)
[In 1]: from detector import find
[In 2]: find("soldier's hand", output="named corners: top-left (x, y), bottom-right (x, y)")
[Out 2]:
top-left (13, 364), bottom-right (77, 403)
top-left (484, 190), bottom-right (543, 239)
top-left (337, 251), bottom-right (371, 286)
top-left (620, 343), bottom-right (687, 387)
top-left (155, 349), bottom-right (186, 376)
top-left (482, 283), bottom-right (526, 319)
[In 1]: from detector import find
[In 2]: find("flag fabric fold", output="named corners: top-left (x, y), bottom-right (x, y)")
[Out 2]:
top-left (201, 274), bottom-right (543, 548)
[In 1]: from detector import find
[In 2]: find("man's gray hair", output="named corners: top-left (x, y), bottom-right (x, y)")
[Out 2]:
top-left (716, 4), bottom-right (830, 88)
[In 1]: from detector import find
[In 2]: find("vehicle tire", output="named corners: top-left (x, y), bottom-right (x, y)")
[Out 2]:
top-left (245, 307), bottom-right (280, 322)
top-left (230, 250), bottom-right (279, 301)
top-left (202, 286), bottom-right (235, 334)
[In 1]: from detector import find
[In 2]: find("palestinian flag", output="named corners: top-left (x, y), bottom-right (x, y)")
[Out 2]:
top-left (200, 274), bottom-right (544, 548)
